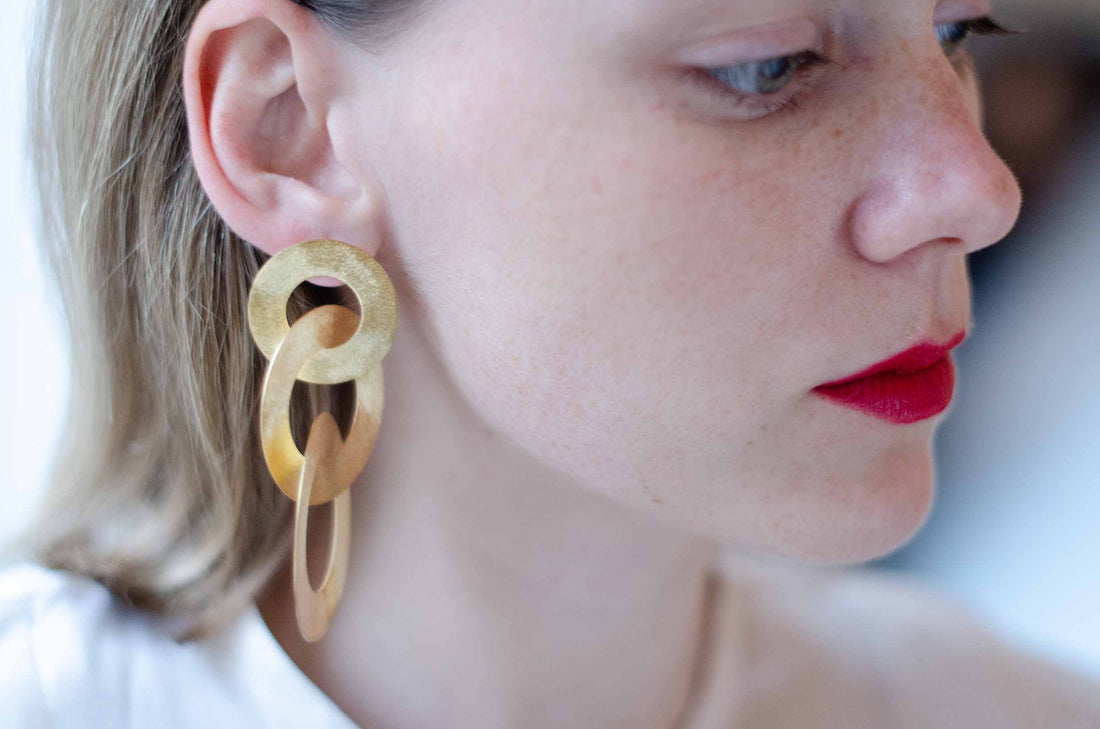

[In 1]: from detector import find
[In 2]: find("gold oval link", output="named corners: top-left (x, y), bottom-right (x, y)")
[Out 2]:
top-left (248, 239), bottom-right (397, 385)
top-left (259, 305), bottom-right (384, 505)
top-left (292, 411), bottom-right (351, 642)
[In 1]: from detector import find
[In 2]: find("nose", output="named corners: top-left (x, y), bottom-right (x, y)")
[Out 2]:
top-left (847, 50), bottom-right (1023, 264)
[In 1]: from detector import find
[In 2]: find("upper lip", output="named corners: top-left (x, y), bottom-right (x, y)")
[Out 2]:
top-left (815, 329), bottom-right (968, 388)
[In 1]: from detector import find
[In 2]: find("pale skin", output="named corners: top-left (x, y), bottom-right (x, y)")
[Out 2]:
top-left (183, 0), bottom-right (1022, 726)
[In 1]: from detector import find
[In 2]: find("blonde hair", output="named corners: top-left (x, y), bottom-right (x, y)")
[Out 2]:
top-left (9, 0), bottom-right (419, 641)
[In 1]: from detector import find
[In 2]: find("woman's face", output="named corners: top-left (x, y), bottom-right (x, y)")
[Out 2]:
top-left (320, 0), bottom-right (1021, 563)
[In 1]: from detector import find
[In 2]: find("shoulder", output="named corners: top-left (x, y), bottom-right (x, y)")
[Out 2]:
top-left (0, 559), bottom-right (126, 727)
top-left (0, 560), bottom-right (253, 728)
top-left (0, 560), bottom-right (359, 729)
top-left (709, 550), bottom-right (1100, 728)
top-left (0, 561), bottom-right (59, 726)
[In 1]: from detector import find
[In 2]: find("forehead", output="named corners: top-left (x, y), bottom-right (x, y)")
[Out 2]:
top-left (575, 0), bottom-right (922, 45)
top-left (588, 0), bottom-right (977, 63)
top-left (597, 0), bottom-right (969, 31)
top-left (407, 0), bottom-right (943, 67)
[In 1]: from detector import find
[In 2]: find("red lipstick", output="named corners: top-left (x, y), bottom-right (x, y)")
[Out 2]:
top-left (812, 330), bottom-right (967, 424)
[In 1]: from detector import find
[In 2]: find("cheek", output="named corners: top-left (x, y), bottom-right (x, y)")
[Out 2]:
top-left (367, 35), bottom-right (937, 561)
top-left (388, 69), bottom-right (841, 485)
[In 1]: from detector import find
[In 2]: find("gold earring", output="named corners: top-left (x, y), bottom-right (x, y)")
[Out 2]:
top-left (246, 238), bottom-right (398, 642)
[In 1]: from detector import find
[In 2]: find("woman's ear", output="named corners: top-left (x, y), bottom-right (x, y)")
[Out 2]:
top-left (182, 0), bottom-right (384, 263)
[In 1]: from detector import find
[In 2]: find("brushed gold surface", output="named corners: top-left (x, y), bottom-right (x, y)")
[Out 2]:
top-left (292, 411), bottom-right (352, 643)
top-left (245, 238), bottom-right (394, 642)
top-left (258, 304), bottom-right (383, 505)
top-left (248, 239), bottom-right (397, 385)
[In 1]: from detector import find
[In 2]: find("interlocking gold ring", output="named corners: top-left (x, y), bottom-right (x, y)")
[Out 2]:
top-left (258, 304), bottom-right (383, 505)
top-left (248, 239), bottom-right (397, 385)
top-left (246, 239), bottom-right (394, 642)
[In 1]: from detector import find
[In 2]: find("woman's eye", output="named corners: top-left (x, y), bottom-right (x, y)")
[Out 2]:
top-left (935, 20), bottom-right (972, 56)
top-left (935, 17), bottom-right (1019, 57)
top-left (704, 51), bottom-right (821, 96)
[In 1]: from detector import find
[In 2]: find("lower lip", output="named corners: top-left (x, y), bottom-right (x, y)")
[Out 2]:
top-left (812, 354), bottom-right (956, 424)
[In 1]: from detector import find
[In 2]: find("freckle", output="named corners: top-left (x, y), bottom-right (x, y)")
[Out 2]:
top-left (792, 142), bottom-right (802, 155)
top-left (651, 497), bottom-right (663, 505)
top-left (829, 127), bottom-right (843, 139)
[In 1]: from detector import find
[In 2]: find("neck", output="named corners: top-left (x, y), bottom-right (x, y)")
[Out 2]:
top-left (257, 300), bottom-right (720, 729)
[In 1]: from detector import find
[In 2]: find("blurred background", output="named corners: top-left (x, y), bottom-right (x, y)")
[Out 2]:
top-left (3, 0), bottom-right (1099, 682)
top-left (869, 0), bottom-right (1100, 682)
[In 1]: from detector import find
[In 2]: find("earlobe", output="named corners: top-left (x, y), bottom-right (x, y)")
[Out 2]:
top-left (182, 0), bottom-right (376, 260)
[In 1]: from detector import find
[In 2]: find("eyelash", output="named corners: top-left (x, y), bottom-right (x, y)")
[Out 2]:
top-left (684, 51), bottom-right (825, 119)
top-left (683, 16), bottom-right (1018, 120)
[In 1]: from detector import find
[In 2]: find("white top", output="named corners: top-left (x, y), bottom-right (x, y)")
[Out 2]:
top-left (1, 553), bottom-right (1098, 728)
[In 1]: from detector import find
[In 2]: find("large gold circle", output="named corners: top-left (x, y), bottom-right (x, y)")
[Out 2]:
top-left (248, 239), bottom-right (397, 385)
top-left (259, 305), bottom-right (384, 505)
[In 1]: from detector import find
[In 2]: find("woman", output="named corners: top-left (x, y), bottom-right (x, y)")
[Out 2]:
top-left (2, 0), bottom-right (1097, 726)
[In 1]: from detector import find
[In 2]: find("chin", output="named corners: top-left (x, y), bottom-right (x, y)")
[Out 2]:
top-left (697, 439), bottom-right (938, 569)
top-left (799, 446), bottom-right (937, 567)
